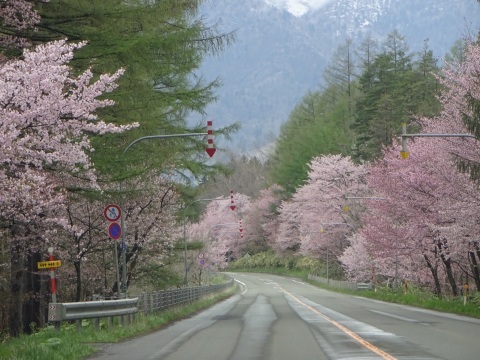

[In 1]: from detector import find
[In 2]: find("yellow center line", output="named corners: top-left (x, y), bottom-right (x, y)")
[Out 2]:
top-left (281, 287), bottom-right (398, 360)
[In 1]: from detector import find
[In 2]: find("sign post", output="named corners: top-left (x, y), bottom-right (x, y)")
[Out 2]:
top-left (37, 249), bottom-right (62, 329)
top-left (49, 248), bottom-right (60, 330)
top-left (104, 204), bottom-right (122, 297)
top-left (48, 248), bottom-right (57, 303)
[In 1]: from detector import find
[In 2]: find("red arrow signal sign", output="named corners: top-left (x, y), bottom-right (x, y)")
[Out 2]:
top-left (205, 120), bottom-right (216, 157)
top-left (230, 190), bottom-right (236, 211)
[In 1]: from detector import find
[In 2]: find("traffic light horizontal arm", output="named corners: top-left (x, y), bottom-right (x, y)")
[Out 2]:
top-left (401, 133), bottom-right (477, 139)
top-left (123, 133), bottom-right (208, 154)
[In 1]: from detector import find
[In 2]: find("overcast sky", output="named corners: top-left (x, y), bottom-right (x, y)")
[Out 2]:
top-left (264, 0), bottom-right (334, 17)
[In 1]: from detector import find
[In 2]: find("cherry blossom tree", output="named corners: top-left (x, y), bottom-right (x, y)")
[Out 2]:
top-left (341, 40), bottom-right (480, 295)
top-left (242, 185), bottom-right (283, 254)
top-left (1, 39), bottom-right (137, 223)
top-left (351, 138), bottom-right (480, 295)
top-left (0, 0), bottom-right (48, 48)
top-left (117, 173), bottom-right (180, 292)
top-left (188, 193), bottom-right (251, 272)
top-left (275, 155), bottom-right (368, 263)
top-left (0, 40), bottom-right (137, 335)
top-left (46, 171), bottom-right (180, 302)
top-left (425, 40), bottom-right (480, 178)
top-left (339, 233), bottom-right (375, 282)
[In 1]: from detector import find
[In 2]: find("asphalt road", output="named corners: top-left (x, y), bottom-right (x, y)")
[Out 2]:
top-left (89, 273), bottom-right (480, 360)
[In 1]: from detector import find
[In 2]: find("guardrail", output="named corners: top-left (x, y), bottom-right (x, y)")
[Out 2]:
top-left (137, 280), bottom-right (234, 313)
top-left (48, 277), bottom-right (235, 331)
top-left (356, 282), bottom-right (374, 290)
top-left (307, 274), bottom-right (374, 291)
top-left (48, 298), bottom-right (138, 331)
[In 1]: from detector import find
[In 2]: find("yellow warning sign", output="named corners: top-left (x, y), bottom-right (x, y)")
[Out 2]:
top-left (37, 260), bottom-right (62, 269)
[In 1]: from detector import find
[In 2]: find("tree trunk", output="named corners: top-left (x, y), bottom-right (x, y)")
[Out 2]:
top-left (23, 252), bottom-right (43, 334)
top-left (436, 240), bottom-right (458, 296)
top-left (441, 255), bottom-right (458, 296)
top-left (423, 253), bottom-right (442, 297)
top-left (9, 242), bottom-right (25, 337)
top-left (74, 260), bottom-right (82, 302)
top-left (469, 250), bottom-right (480, 291)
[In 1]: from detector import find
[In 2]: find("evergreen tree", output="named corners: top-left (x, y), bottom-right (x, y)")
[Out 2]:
top-left (412, 39), bottom-right (442, 117)
top-left (352, 30), bottom-right (440, 161)
top-left (323, 38), bottom-right (356, 112)
top-left (268, 87), bottom-right (354, 194)
top-left (27, 0), bottom-right (238, 185)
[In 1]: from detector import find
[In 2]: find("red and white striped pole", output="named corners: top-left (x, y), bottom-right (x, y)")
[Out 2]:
top-left (230, 190), bottom-right (236, 211)
top-left (48, 247), bottom-right (57, 303)
top-left (205, 120), bottom-right (216, 157)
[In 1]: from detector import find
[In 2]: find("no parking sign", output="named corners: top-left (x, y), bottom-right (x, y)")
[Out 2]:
top-left (108, 222), bottom-right (122, 240)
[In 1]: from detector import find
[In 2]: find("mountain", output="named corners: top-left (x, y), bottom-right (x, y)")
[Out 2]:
top-left (193, 0), bottom-right (480, 154)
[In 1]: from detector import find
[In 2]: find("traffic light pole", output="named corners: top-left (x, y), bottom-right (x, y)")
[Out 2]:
top-left (119, 128), bottom-right (215, 296)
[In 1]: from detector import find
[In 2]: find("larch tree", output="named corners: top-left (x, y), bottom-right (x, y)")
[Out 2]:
top-left (353, 30), bottom-right (441, 162)
top-left (26, 0), bottom-right (238, 185)
top-left (268, 87), bottom-right (355, 195)
top-left (322, 38), bottom-right (356, 112)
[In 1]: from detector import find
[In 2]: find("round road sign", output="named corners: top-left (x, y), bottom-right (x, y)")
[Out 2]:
top-left (108, 222), bottom-right (122, 240)
top-left (104, 204), bottom-right (121, 222)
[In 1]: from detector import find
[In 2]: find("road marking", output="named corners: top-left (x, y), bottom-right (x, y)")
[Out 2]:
top-left (280, 287), bottom-right (398, 360)
top-left (370, 309), bottom-right (426, 323)
top-left (234, 279), bottom-right (248, 295)
top-left (357, 296), bottom-right (480, 324)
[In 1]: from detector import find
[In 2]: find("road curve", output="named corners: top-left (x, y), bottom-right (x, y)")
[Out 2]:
top-left (89, 273), bottom-right (480, 360)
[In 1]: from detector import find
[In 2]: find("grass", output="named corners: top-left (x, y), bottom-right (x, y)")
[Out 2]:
top-left (0, 286), bottom-right (238, 360)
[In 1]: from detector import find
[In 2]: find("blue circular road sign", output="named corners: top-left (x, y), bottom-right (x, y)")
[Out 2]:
top-left (108, 222), bottom-right (122, 240)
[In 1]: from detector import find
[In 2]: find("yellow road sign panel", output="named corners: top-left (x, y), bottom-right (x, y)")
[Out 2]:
top-left (38, 260), bottom-right (62, 269)
top-left (400, 150), bottom-right (409, 160)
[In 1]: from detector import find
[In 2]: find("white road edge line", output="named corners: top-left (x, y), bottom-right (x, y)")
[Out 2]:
top-left (234, 279), bottom-right (248, 295)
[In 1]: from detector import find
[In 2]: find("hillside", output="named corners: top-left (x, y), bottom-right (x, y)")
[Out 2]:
top-left (193, 0), bottom-right (480, 153)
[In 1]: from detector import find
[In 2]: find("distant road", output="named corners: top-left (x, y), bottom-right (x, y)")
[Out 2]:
top-left (89, 273), bottom-right (480, 360)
